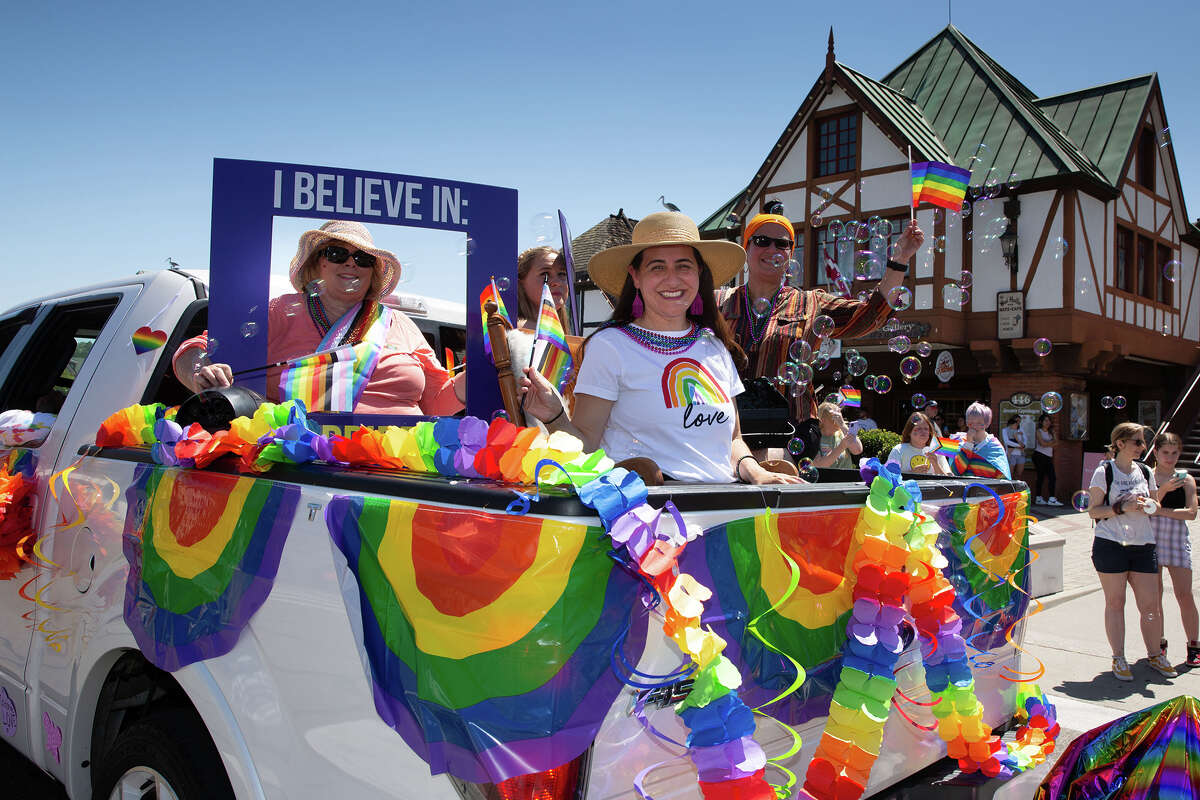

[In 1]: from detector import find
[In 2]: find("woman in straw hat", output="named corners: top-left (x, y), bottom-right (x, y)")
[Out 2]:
top-left (520, 211), bottom-right (802, 484)
top-left (173, 220), bottom-right (464, 415)
top-left (720, 208), bottom-right (923, 460)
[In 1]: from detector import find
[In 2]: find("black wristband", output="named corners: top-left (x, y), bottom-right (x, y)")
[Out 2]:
top-left (885, 259), bottom-right (909, 273)
top-left (735, 454), bottom-right (756, 483)
top-left (544, 406), bottom-right (564, 425)
top-left (1113, 500), bottom-right (1124, 516)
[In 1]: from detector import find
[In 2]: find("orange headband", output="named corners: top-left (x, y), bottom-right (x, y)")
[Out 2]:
top-left (743, 213), bottom-right (796, 247)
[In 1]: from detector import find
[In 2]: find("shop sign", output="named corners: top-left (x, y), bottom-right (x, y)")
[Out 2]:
top-left (934, 350), bottom-right (955, 382)
top-left (1010, 392), bottom-right (1032, 407)
top-left (997, 291), bottom-right (1024, 339)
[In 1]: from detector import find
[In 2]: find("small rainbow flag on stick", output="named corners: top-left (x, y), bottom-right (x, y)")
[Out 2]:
top-left (479, 277), bottom-right (512, 359)
top-left (839, 387), bottom-right (862, 408)
top-left (911, 161), bottom-right (972, 211)
top-left (933, 436), bottom-right (962, 458)
top-left (534, 283), bottom-right (573, 392)
top-left (280, 342), bottom-right (379, 412)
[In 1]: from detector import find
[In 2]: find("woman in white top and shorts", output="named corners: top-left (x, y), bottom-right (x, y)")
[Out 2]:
top-left (520, 212), bottom-right (801, 486)
top-left (1001, 416), bottom-right (1026, 480)
top-left (1088, 422), bottom-right (1175, 680)
top-left (1150, 432), bottom-right (1200, 666)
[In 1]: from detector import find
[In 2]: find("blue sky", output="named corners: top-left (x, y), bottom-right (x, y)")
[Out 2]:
top-left (5, 0), bottom-right (1198, 309)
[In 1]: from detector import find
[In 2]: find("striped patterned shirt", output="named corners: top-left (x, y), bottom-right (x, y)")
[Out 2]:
top-left (719, 285), bottom-right (891, 420)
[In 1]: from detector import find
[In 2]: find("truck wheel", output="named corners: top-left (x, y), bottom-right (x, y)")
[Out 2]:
top-left (94, 709), bottom-right (234, 800)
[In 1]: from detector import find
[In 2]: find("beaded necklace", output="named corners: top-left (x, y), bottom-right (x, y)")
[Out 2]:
top-left (615, 323), bottom-right (703, 355)
top-left (306, 294), bottom-right (378, 345)
top-left (742, 284), bottom-right (782, 348)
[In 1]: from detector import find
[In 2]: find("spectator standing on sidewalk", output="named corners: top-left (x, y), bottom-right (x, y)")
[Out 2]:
top-left (1001, 416), bottom-right (1027, 482)
top-left (1150, 432), bottom-right (1200, 666)
top-left (1032, 413), bottom-right (1062, 506)
top-left (1088, 422), bottom-right (1176, 681)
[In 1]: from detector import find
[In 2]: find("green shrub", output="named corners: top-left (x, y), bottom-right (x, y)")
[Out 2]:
top-left (858, 428), bottom-right (901, 461)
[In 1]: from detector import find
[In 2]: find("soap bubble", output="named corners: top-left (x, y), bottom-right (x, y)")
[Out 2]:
top-left (847, 355), bottom-right (868, 377)
top-left (770, 252), bottom-right (787, 268)
top-left (874, 375), bottom-right (892, 394)
top-left (810, 211), bottom-right (824, 228)
top-left (916, 341), bottom-right (933, 357)
top-left (933, 235), bottom-right (946, 253)
top-left (824, 392), bottom-right (841, 405)
top-left (869, 235), bottom-right (887, 255)
top-left (832, 371), bottom-right (842, 383)
top-left (1164, 260), bottom-right (1181, 282)
top-left (725, 212), bottom-right (740, 226)
top-left (855, 221), bottom-right (872, 244)
top-left (911, 392), bottom-right (928, 408)
top-left (1034, 338), bottom-right (1052, 357)
top-left (530, 212), bottom-right (556, 243)
top-left (864, 375), bottom-right (877, 391)
top-left (491, 409), bottom-right (510, 422)
top-left (797, 458), bottom-right (819, 482)
top-left (794, 363), bottom-right (813, 386)
top-left (1113, 395), bottom-right (1127, 410)
top-left (457, 236), bottom-right (478, 257)
top-left (900, 356), bottom-right (922, 379)
top-left (495, 276), bottom-right (511, 291)
top-left (961, 201), bottom-right (972, 218)
top-left (1040, 391), bottom-right (1063, 414)
top-left (778, 362), bottom-right (799, 383)
top-left (342, 276), bottom-right (363, 294)
top-left (883, 317), bottom-right (902, 332)
top-left (240, 321), bottom-right (258, 339)
top-left (787, 437), bottom-right (806, 457)
top-left (886, 286), bottom-right (913, 311)
top-left (812, 315), bottom-right (835, 338)
top-left (867, 215), bottom-right (882, 234)
top-left (1006, 172), bottom-right (1023, 191)
top-left (855, 251), bottom-right (884, 280)
top-left (1071, 490), bottom-right (1091, 512)
top-left (856, 290), bottom-right (872, 303)
top-left (305, 279), bottom-right (326, 297)
top-left (785, 259), bottom-right (802, 282)
top-left (1157, 127), bottom-right (1171, 148)
top-left (1100, 395), bottom-right (1114, 409)
top-left (1052, 237), bottom-right (1069, 261)
top-left (812, 354), bottom-right (830, 372)
top-left (943, 283), bottom-right (969, 308)
top-left (204, 337), bottom-right (220, 358)
top-left (828, 220), bottom-right (844, 240)
top-left (753, 297), bottom-right (772, 315)
top-left (843, 348), bottom-right (860, 362)
top-left (788, 340), bottom-right (812, 363)
top-left (958, 270), bottom-right (973, 288)
top-left (888, 335), bottom-right (911, 354)
top-left (984, 171), bottom-right (1002, 198)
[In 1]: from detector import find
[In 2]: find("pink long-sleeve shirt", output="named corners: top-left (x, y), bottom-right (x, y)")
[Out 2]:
top-left (174, 293), bottom-right (462, 416)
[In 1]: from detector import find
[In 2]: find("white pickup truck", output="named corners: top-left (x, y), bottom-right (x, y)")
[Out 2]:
top-left (0, 268), bottom-right (1033, 800)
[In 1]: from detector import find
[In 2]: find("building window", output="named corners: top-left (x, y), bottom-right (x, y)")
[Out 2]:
top-left (816, 113), bottom-right (858, 177)
top-left (1115, 227), bottom-right (1133, 292)
top-left (1136, 127), bottom-right (1156, 192)
top-left (813, 218), bottom-right (902, 289)
top-left (1137, 235), bottom-right (1153, 299)
top-left (1157, 243), bottom-right (1174, 306)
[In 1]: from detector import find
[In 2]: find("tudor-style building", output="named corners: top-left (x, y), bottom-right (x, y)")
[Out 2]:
top-left (701, 25), bottom-right (1200, 494)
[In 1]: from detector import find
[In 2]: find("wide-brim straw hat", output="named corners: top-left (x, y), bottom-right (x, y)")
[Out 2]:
top-left (586, 211), bottom-right (746, 298)
top-left (288, 220), bottom-right (401, 297)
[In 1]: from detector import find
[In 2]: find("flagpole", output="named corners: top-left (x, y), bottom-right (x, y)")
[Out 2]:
top-left (908, 145), bottom-right (915, 223)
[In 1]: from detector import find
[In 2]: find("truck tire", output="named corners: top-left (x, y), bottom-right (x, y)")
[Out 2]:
top-left (93, 709), bottom-right (234, 800)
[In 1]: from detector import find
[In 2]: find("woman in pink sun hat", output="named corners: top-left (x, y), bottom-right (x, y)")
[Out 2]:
top-left (173, 220), bottom-right (464, 415)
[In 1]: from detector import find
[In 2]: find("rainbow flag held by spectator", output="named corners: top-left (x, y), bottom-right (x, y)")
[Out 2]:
top-left (534, 282), bottom-right (573, 392)
top-left (933, 437), bottom-right (962, 458)
top-left (911, 161), bottom-right (972, 211)
top-left (839, 387), bottom-right (862, 408)
top-left (953, 449), bottom-right (1005, 478)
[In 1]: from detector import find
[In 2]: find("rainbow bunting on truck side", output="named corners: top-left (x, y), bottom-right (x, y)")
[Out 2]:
top-left (121, 465), bottom-right (300, 671)
top-left (911, 161), bottom-right (972, 211)
top-left (325, 495), bottom-right (644, 785)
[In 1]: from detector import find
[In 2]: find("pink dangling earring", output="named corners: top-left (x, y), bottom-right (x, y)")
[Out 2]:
top-left (632, 290), bottom-right (644, 317)
top-left (689, 294), bottom-right (703, 315)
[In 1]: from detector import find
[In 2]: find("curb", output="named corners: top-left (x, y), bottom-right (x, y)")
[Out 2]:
top-left (1036, 583), bottom-right (1103, 610)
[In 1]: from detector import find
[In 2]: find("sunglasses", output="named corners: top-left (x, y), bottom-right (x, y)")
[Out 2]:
top-left (749, 234), bottom-right (794, 250)
top-left (1125, 439), bottom-right (1146, 446)
top-left (321, 245), bottom-right (377, 269)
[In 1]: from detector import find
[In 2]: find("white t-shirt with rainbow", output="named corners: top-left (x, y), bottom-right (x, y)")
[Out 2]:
top-left (573, 326), bottom-right (745, 483)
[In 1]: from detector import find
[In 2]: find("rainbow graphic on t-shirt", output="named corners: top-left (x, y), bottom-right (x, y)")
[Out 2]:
top-left (661, 358), bottom-right (730, 408)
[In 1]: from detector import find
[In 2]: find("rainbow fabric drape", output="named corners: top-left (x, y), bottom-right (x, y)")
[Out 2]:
top-left (1036, 695), bottom-right (1200, 799)
top-left (122, 464), bottom-right (300, 671)
top-left (325, 495), bottom-right (645, 784)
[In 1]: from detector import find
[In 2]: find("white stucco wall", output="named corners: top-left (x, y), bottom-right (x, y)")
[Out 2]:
top-left (1074, 194), bottom-right (1106, 316)
top-left (1182, 243), bottom-right (1199, 341)
top-left (860, 119), bottom-right (905, 171)
top-left (769, 129), bottom-right (808, 186)
top-left (818, 87), bottom-right (851, 110)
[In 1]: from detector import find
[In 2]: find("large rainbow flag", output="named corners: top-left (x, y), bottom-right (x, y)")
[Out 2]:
top-left (325, 495), bottom-right (645, 784)
top-left (911, 161), bottom-right (972, 211)
top-left (122, 465), bottom-right (300, 671)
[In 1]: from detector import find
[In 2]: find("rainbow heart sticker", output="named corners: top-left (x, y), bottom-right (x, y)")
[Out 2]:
top-left (132, 327), bottom-right (167, 355)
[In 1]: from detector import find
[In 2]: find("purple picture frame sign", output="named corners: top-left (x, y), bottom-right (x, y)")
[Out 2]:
top-left (208, 158), bottom-right (518, 419)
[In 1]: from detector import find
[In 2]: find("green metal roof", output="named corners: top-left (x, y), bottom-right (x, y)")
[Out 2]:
top-left (882, 25), bottom-right (1111, 191)
top-left (835, 62), bottom-right (954, 164)
top-left (1036, 75), bottom-right (1156, 187)
top-left (698, 186), bottom-right (747, 233)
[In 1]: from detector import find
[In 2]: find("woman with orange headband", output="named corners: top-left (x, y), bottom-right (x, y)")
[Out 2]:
top-left (719, 206), bottom-right (923, 459)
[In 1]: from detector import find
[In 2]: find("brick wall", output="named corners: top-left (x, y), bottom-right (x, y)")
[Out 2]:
top-left (988, 373), bottom-right (1087, 502)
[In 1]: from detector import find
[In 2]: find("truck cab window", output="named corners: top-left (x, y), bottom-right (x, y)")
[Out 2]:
top-left (0, 297), bottom-right (120, 416)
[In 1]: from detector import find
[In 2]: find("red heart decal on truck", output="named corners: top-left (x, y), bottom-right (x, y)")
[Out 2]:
top-left (132, 326), bottom-right (168, 354)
